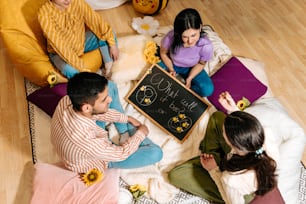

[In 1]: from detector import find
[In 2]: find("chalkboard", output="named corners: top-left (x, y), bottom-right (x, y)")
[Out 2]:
top-left (126, 64), bottom-right (210, 142)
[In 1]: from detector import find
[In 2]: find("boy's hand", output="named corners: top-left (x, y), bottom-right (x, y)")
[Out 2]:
top-left (128, 116), bottom-right (142, 127)
top-left (109, 45), bottom-right (119, 61)
top-left (137, 124), bottom-right (149, 136)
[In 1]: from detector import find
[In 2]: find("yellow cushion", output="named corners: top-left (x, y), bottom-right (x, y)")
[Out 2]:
top-left (0, 0), bottom-right (101, 86)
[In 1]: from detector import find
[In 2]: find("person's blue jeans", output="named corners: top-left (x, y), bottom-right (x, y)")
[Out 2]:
top-left (108, 137), bottom-right (163, 169)
top-left (95, 81), bottom-right (130, 134)
top-left (157, 61), bottom-right (214, 97)
top-left (49, 31), bottom-right (127, 134)
top-left (49, 31), bottom-right (116, 78)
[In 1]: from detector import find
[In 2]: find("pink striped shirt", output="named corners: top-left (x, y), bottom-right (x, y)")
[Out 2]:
top-left (51, 96), bottom-right (146, 173)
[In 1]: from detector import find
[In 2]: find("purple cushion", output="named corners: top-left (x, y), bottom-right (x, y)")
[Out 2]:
top-left (27, 83), bottom-right (67, 116)
top-left (207, 57), bottom-right (267, 112)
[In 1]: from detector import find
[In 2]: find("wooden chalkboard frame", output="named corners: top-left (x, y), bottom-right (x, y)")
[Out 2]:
top-left (125, 64), bottom-right (211, 143)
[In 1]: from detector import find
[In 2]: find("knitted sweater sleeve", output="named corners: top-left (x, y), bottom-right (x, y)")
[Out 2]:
top-left (38, 1), bottom-right (85, 70)
top-left (80, 0), bottom-right (116, 46)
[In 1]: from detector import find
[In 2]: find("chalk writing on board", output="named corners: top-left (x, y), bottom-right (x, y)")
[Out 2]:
top-left (126, 65), bottom-right (210, 142)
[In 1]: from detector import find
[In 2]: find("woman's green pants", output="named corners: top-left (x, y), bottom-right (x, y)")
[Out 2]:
top-left (168, 111), bottom-right (231, 203)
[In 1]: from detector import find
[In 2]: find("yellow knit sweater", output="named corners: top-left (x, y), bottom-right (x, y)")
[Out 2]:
top-left (38, 0), bottom-right (115, 70)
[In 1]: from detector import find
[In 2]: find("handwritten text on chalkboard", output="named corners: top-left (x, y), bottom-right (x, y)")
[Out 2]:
top-left (126, 65), bottom-right (210, 142)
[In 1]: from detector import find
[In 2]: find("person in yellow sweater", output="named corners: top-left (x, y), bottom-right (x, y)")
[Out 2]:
top-left (38, 0), bottom-right (118, 79)
top-left (38, 0), bottom-right (135, 143)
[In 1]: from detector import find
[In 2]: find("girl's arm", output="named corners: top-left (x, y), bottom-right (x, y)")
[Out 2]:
top-left (160, 47), bottom-right (176, 77)
top-left (201, 154), bottom-right (230, 203)
top-left (185, 62), bottom-right (206, 88)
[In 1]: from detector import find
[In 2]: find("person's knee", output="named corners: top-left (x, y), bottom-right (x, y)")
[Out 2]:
top-left (150, 144), bottom-right (163, 163)
top-left (168, 169), bottom-right (177, 183)
top-left (211, 111), bottom-right (226, 125)
top-left (107, 81), bottom-right (119, 97)
top-left (168, 166), bottom-right (185, 187)
top-left (62, 65), bottom-right (79, 79)
top-left (205, 82), bottom-right (214, 97)
top-left (199, 82), bottom-right (214, 97)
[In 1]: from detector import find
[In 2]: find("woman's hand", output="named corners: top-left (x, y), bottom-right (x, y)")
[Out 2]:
top-left (185, 63), bottom-right (204, 88)
top-left (200, 153), bottom-right (218, 171)
top-left (169, 70), bottom-right (176, 77)
top-left (185, 77), bottom-right (192, 88)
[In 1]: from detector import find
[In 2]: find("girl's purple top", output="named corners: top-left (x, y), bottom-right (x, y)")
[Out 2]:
top-left (161, 30), bottom-right (213, 68)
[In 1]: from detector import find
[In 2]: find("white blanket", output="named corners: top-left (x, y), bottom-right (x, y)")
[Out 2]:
top-left (29, 27), bottom-right (305, 203)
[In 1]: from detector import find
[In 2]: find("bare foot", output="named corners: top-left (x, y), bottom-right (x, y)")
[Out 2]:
top-left (102, 65), bottom-right (112, 79)
top-left (218, 91), bottom-right (239, 113)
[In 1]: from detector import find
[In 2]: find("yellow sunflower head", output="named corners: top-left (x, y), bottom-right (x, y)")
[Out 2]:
top-left (236, 97), bottom-right (250, 111)
top-left (81, 169), bottom-right (103, 186)
top-left (143, 41), bottom-right (160, 65)
top-left (47, 72), bottom-right (58, 88)
top-left (129, 184), bottom-right (147, 200)
top-left (129, 184), bottom-right (140, 192)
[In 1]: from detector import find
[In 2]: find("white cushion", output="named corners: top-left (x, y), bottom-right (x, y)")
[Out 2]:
top-left (245, 97), bottom-right (306, 204)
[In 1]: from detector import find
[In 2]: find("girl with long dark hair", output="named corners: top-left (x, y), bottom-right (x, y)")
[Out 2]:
top-left (169, 92), bottom-right (279, 203)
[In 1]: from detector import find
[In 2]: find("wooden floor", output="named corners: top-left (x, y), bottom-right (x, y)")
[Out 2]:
top-left (0, 0), bottom-right (305, 203)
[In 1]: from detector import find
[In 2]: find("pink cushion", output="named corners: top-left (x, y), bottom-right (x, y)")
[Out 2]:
top-left (207, 57), bottom-right (268, 112)
top-left (27, 83), bottom-right (67, 116)
top-left (30, 162), bottom-right (119, 204)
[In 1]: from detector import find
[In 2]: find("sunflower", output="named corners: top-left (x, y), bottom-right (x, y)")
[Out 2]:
top-left (47, 71), bottom-right (58, 88)
top-left (80, 169), bottom-right (103, 186)
top-left (236, 97), bottom-right (250, 111)
top-left (129, 184), bottom-right (147, 200)
top-left (144, 41), bottom-right (161, 64)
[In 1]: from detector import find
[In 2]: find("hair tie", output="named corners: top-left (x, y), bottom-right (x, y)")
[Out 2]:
top-left (255, 147), bottom-right (264, 156)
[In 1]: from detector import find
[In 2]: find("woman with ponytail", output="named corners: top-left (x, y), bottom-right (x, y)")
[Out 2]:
top-left (168, 91), bottom-right (281, 203)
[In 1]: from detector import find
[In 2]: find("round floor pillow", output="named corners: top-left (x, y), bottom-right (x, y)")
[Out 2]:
top-left (132, 0), bottom-right (169, 15)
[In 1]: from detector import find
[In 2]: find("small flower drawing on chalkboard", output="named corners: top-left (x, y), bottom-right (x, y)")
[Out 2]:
top-left (144, 98), bottom-right (151, 104)
top-left (169, 114), bottom-right (193, 134)
top-left (182, 122), bottom-right (189, 128)
top-left (178, 113), bottom-right (186, 119)
top-left (140, 85), bottom-right (146, 91)
top-left (176, 127), bottom-right (183, 133)
top-left (172, 116), bottom-right (179, 123)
